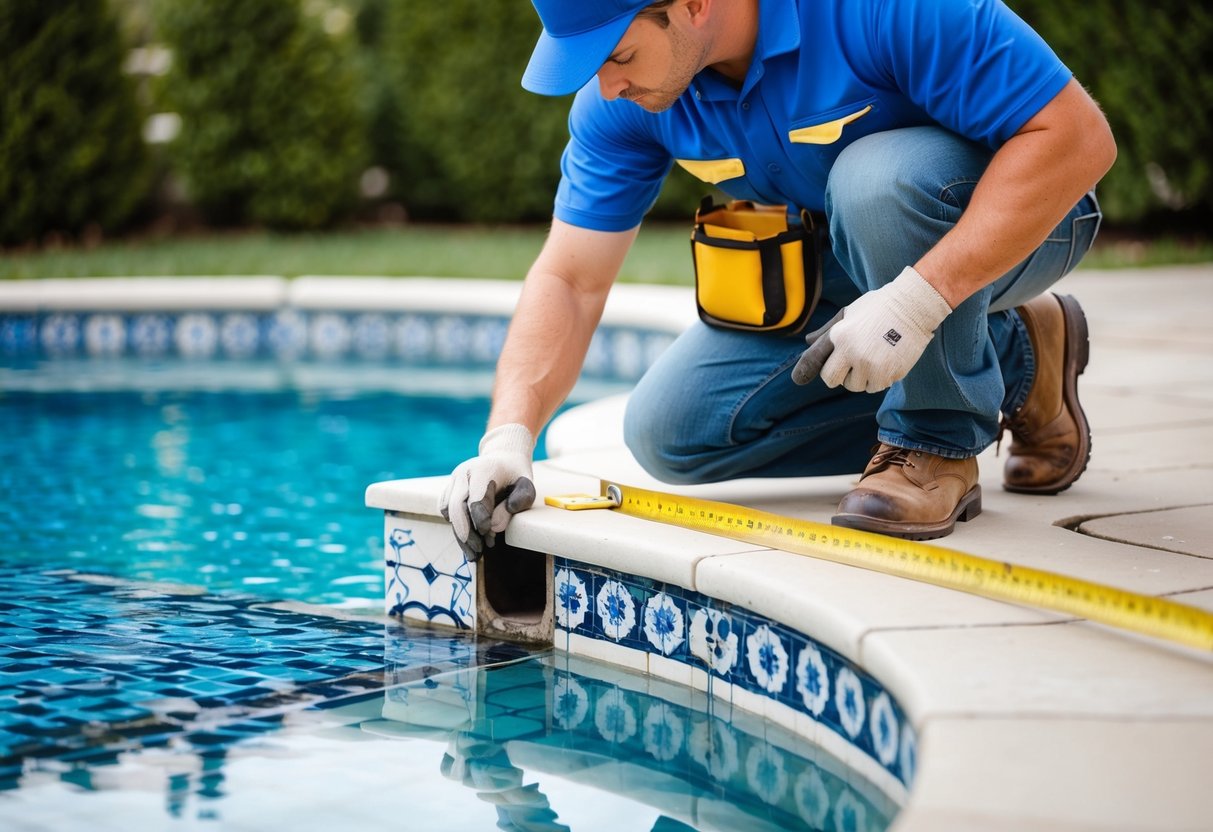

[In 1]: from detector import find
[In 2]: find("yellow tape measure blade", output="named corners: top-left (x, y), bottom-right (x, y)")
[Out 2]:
top-left (597, 481), bottom-right (1213, 653)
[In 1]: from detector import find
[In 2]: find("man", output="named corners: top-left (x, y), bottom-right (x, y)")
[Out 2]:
top-left (441, 0), bottom-right (1115, 552)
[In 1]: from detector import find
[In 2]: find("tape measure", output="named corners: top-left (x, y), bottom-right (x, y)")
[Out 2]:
top-left (545, 481), bottom-right (1213, 652)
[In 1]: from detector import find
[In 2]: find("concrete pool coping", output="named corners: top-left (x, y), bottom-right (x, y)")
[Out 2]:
top-left (368, 265), bottom-right (1213, 832)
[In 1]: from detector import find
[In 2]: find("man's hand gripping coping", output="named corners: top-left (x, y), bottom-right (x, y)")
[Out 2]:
top-left (439, 423), bottom-right (537, 561)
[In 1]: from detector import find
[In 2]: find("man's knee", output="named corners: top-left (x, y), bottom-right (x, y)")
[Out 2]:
top-left (622, 393), bottom-right (703, 485)
top-left (826, 127), bottom-right (992, 233)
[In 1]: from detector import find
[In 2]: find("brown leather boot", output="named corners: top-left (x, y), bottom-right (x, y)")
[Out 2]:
top-left (1002, 293), bottom-right (1091, 494)
top-left (833, 444), bottom-right (981, 540)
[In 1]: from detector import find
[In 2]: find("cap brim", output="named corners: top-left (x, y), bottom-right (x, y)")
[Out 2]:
top-left (521, 13), bottom-right (638, 97)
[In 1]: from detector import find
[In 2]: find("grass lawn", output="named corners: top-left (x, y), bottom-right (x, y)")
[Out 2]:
top-left (1, 223), bottom-right (1210, 283)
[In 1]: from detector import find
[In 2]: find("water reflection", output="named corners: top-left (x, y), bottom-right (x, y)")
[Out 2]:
top-left (368, 647), bottom-right (898, 832)
top-left (0, 569), bottom-right (898, 830)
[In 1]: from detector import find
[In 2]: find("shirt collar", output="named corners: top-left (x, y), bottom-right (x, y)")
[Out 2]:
top-left (691, 0), bottom-right (801, 102)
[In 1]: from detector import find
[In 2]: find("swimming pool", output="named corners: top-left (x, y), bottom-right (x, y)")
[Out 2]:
top-left (0, 370), bottom-right (894, 831)
top-left (0, 383), bottom-right (494, 607)
top-left (0, 279), bottom-right (899, 829)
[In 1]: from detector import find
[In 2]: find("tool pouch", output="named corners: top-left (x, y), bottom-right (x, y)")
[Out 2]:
top-left (691, 197), bottom-right (826, 336)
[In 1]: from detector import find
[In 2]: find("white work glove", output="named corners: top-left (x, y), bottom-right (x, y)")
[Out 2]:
top-left (791, 266), bottom-right (952, 393)
top-left (439, 423), bottom-right (536, 561)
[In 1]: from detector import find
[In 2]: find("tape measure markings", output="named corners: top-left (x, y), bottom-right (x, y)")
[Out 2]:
top-left (556, 482), bottom-right (1213, 652)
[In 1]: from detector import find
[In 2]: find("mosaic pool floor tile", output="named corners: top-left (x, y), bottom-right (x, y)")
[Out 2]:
top-left (0, 564), bottom-right (534, 780)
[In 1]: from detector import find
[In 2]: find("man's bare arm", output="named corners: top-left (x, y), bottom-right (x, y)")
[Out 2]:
top-left (488, 218), bottom-right (640, 436)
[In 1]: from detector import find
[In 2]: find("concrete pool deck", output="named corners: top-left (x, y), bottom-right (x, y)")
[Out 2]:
top-left (525, 264), bottom-right (1213, 831)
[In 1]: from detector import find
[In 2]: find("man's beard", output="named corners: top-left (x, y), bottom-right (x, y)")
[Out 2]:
top-left (623, 24), bottom-right (708, 113)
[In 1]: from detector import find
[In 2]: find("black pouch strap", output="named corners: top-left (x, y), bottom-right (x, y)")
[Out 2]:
top-left (692, 200), bottom-right (828, 336)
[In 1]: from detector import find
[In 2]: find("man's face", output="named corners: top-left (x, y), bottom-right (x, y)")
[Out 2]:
top-left (596, 15), bottom-right (708, 112)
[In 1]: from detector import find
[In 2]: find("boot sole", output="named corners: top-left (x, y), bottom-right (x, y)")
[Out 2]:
top-left (1004, 293), bottom-right (1092, 495)
top-left (832, 485), bottom-right (982, 541)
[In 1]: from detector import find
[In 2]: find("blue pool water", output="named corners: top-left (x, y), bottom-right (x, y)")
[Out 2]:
top-left (0, 565), bottom-right (896, 830)
top-left (0, 386), bottom-right (494, 607)
top-left (0, 373), bottom-right (896, 830)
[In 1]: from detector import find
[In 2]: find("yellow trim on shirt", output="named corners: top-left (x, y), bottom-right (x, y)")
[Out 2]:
top-left (788, 105), bottom-right (873, 145)
top-left (676, 158), bottom-right (746, 184)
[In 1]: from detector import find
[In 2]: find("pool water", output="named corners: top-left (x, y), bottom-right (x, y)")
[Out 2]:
top-left (0, 387), bottom-right (494, 607)
top-left (0, 375), bottom-right (897, 830)
top-left (0, 564), bottom-right (895, 831)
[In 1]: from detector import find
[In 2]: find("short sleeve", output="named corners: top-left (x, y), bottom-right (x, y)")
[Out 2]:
top-left (861, 0), bottom-right (1072, 147)
top-left (553, 87), bottom-right (674, 232)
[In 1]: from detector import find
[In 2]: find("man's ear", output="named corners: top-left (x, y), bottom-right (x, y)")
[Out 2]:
top-left (682, 0), bottom-right (712, 28)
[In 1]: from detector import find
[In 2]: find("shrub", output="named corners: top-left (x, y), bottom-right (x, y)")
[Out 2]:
top-left (375, 0), bottom-right (705, 224)
top-left (0, 1), bottom-right (150, 246)
top-left (1009, 1), bottom-right (1213, 225)
top-left (155, 0), bottom-right (368, 229)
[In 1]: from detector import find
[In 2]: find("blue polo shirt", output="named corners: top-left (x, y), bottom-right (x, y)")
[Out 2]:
top-left (554, 0), bottom-right (1071, 232)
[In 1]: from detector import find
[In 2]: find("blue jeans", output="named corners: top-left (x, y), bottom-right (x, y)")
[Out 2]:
top-left (624, 126), bottom-right (1102, 483)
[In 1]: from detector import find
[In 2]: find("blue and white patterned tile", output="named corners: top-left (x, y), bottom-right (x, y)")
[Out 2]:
top-left (641, 587), bottom-right (689, 661)
top-left (432, 315), bottom-right (473, 364)
top-left (0, 315), bottom-right (37, 356)
top-left (551, 558), bottom-right (914, 789)
top-left (129, 314), bottom-right (172, 357)
top-left (592, 573), bottom-right (640, 644)
top-left (469, 317), bottom-right (509, 364)
top-left (741, 617), bottom-right (793, 701)
top-left (868, 689), bottom-right (901, 769)
top-left (594, 571), bottom-right (657, 654)
top-left (553, 564), bottom-right (593, 635)
top-left (791, 635), bottom-right (832, 724)
top-left (173, 312), bottom-right (219, 359)
top-left (219, 312), bottom-right (262, 359)
top-left (582, 330), bottom-right (611, 377)
top-left (308, 312), bottom-right (352, 360)
top-left (832, 664), bottom-right (868, 745)
top-left (898, 720), bottom-right (917, 787)
top-left (351, 313), bottom-right (392, 361)
top-left (83, 313), bottom-right (127, 357)
top-left (267, 310), bottom-right (309, 360)
top-left (384, 514), bottom-right (474, 630)
top-left (687, 601), bottom-right (742, 683)
top-left (40, 313), bottom-right (80, 356)
top-left (393, 314), bottom-right (434, 362)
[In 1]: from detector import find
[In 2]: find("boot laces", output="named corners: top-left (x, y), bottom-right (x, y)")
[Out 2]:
top-left (869, 445), bottom-right (915, 473)
top-left (995, 410), bottom-right (1027, 457)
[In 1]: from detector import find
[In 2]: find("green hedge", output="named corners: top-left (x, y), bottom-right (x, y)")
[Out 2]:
top-left (375, 0), bottom-right (1209, 227)
top-left (155, 0), bottom-right (368, 229)
top-left (374, 0), bottom-right (704, 224)
top-left (0, 1), bottom-right (150, 246)
top-left (1009, 1), bottom-right (1212, 224)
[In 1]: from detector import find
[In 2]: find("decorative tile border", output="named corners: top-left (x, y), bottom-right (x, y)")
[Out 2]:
top-left (552, 558), bottom-right (917, 791)
top-left (384, 512), bottom-right (475, 630)
top-left (0, 310), bottom-right (673, 383)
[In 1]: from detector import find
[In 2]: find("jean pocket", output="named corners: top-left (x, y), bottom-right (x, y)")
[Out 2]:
top-left (1063, 210), bottom-right (1102, 276)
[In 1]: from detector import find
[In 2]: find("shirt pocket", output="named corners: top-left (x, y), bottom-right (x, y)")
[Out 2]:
top-left (787, 97), bottom-right (877, 145)
top-left (675, 157), bottom-right (747, 185)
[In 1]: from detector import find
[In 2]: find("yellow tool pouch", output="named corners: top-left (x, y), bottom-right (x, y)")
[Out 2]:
top-left (691, 197), bottom-right (825, 336)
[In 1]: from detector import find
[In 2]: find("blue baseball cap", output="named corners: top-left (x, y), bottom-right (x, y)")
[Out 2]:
top-left (522, 0), bottom-right (653, 96)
